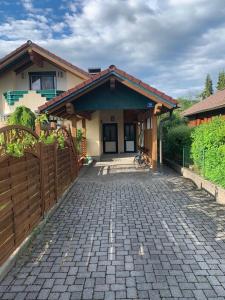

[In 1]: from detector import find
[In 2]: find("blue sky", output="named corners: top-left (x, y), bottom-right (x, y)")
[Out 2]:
top-left (0, 0), bottom-right (225, 98)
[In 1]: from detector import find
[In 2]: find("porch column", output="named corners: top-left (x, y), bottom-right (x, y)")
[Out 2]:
top-left (82, 118), bottom-right (86, 138)
top-left (71, 115), bottom-right (77, 139)
top-left (143, 118), bottom-right (146, 149)
top-left (151, 112), bottom-right (158, 171)
top-left (70, 114), bottom-right (79, 176)
top-left (81, 118), bottom-right (87, 157)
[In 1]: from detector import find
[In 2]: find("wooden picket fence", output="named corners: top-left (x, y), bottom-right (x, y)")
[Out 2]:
top-left (0, 125), bottom-right (78, 266)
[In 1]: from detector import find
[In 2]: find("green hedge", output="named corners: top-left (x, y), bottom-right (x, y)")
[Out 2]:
top-left (164, 124), bottom-right (193, 165)
top-left (191, 117), bottom-right (225, 188)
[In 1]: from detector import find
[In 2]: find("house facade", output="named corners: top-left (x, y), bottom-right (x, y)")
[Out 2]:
top-left (39, 65), bottom-right (178, 169)
top-left (183, 89), bottom-right (225, 126)
top-left (0, 40), bottom-right (89, 124)
top-left (0, 41), bottom-right (178, 169)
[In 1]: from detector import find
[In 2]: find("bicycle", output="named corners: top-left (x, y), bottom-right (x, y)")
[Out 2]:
top-left (134, 146), bottom-right (147, 167)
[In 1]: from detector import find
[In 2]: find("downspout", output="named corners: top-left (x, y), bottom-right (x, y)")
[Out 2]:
top-left (159, 110), bottom-right (173, 165)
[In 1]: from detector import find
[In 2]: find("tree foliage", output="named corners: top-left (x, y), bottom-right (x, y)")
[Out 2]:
top-left (8, 106), bottom-right (36, 130)
top-left (165, 125), bottom-right (193, 164)
top-left (176, 98), bottom-right (196, 112)
top-left (201, 74), bottom-right (213, 99)
top-left (217, 71), bottom-right (225, 91)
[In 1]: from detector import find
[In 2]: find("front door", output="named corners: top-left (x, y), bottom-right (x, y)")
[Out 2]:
top-left (124, 123), bottom-right (136, 152)
top-left (103, 123), bottom-right (118, 153)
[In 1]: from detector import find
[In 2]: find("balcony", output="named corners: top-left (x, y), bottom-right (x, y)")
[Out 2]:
top-left (3, 90), bottom-right (64, 106)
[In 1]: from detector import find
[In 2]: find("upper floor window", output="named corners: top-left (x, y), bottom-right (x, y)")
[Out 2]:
top-left (29, 72), bottom-right (56, 90)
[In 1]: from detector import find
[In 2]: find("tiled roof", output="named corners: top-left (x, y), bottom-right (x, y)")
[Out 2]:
top-left (183, 89), bottom-right (225, 117)
top-left (0, 40), bottom-right (90, 78)
top-left (39, 65), bottom-right (177, 112)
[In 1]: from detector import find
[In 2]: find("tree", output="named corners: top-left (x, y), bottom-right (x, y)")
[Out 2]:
top-left (201, 74), bottom-right (213, 99)
top-left (177, 97), bottom-right (198, 112)
top-left (8, 106), bottom-right (36, 129)
top-left (217, 71), bottom-right (225, 91)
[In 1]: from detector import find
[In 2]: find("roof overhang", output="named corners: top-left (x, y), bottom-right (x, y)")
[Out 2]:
top-left (39, 68), bottom-right (178, 118)
top-left (183, 104), bottom-right (225, 117)
top-left (0, 41), bottom-right (90, 80)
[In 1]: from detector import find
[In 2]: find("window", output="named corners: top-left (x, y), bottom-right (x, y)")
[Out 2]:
top-left (29, 72), bottom-right (56, 90)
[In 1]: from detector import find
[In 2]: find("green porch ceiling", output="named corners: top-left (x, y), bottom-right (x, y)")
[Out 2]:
top-left (74, 81), bottom-right (155, 111)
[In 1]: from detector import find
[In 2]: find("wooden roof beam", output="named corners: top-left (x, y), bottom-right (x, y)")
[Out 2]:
top-left (77, 111), bottom-right (92, 120)
top-left (15, 61), bottom-right (33, 74)
top-left (28, 50), bottom-right (44, 67)
top-left (66, 103), bottom-right (75, 115)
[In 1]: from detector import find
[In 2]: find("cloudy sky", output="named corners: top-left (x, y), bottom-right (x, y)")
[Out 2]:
top-left (0, 0), bottom-right (225, 98)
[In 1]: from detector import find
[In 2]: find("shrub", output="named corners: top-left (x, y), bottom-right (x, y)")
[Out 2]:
top-left (191, 117), bottom-right (225, 187)
top-left (39, 131), bottom-right (65, 149)
top-left (164, 124), bottom-right (193, 164)
top-left (8, 106), bottom-right (36, 129)
top-left (76, 129), bottom-right (83, 154)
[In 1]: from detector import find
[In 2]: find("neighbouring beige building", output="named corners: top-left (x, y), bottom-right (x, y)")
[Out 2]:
top-left (1, 41), bottom-right (178, 168)
top-left (0, 40), bottom-right (89, 124)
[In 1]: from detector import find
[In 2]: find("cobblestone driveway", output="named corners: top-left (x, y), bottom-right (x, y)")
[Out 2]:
top-left (1, 156), bottom-right (225, 300)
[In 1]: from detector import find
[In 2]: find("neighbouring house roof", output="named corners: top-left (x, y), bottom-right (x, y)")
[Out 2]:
top-left (0, 40), bottom-right (90, 79)
top-left (39, 65), bottom-right (178, 114)
top-left (183, 89), bottom-right (225, 117)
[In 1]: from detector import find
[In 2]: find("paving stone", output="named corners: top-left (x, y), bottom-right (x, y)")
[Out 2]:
top-left (93, 291), bottom-right (104, 299)
top-left (37, 289), bottom-right (51, 299)
top-left (105, 291), bottom-right (115, 300)
top-left (70, 291), bottom-right (82, 299)
top-left (23, 292), bottom-right (37, 299)
top-left (48, 292), bottom-right (60, 300)
top-left (59, 292), bottom-right (71, 300)
top-left (106, 275), bottom-right (115, 284)
top-left (52, 285), bottom-right (67, 293)
top-left (115, 290), bottom-right (126, 298)
top-left (111, 284), bottom-right (126, 291)
top-left (170, 286), bottom-right (183, 298)
top-left (14, 292), bottom-right (28, 300)
top-left (82, 288), bottom-right (94, 299)
top-left (0, 159), bottom-right (225, 300)
top-left (127, 287), bottom-right (137, 298)
top-left (107, 266), bottom-right (115, 275)
top-left (2, 292), bottom-right (17, 299)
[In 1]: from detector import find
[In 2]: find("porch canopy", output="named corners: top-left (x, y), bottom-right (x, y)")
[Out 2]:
top-left (39, 65), bottom-right (177, 170)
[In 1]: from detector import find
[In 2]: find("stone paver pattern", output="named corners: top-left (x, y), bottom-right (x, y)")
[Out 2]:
top-left (1, 155), bottom-right (225, 299)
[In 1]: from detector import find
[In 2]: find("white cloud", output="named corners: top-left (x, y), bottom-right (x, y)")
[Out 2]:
top-left (21, 0), bottom-right (35, 13)
top-left (52, 22), bottom-right (65, 33)
top-left (1, 0), bottom-right (225, 97)
top-left (0, 19), bottom-right (52, 40)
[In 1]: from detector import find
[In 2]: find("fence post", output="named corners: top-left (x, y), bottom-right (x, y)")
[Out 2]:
top-left (35, 121), bottom-right (41, 136)
top-left (54, 142), bottom-right (58, 202)
top-left (202, 149), bottom-right (205, 177)
top-left (39, 142), bottom-right (45, 218)
top-left (182, 147), bottom-right (185, 167)
top-left (69, 142), bottom-right (74, 181)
